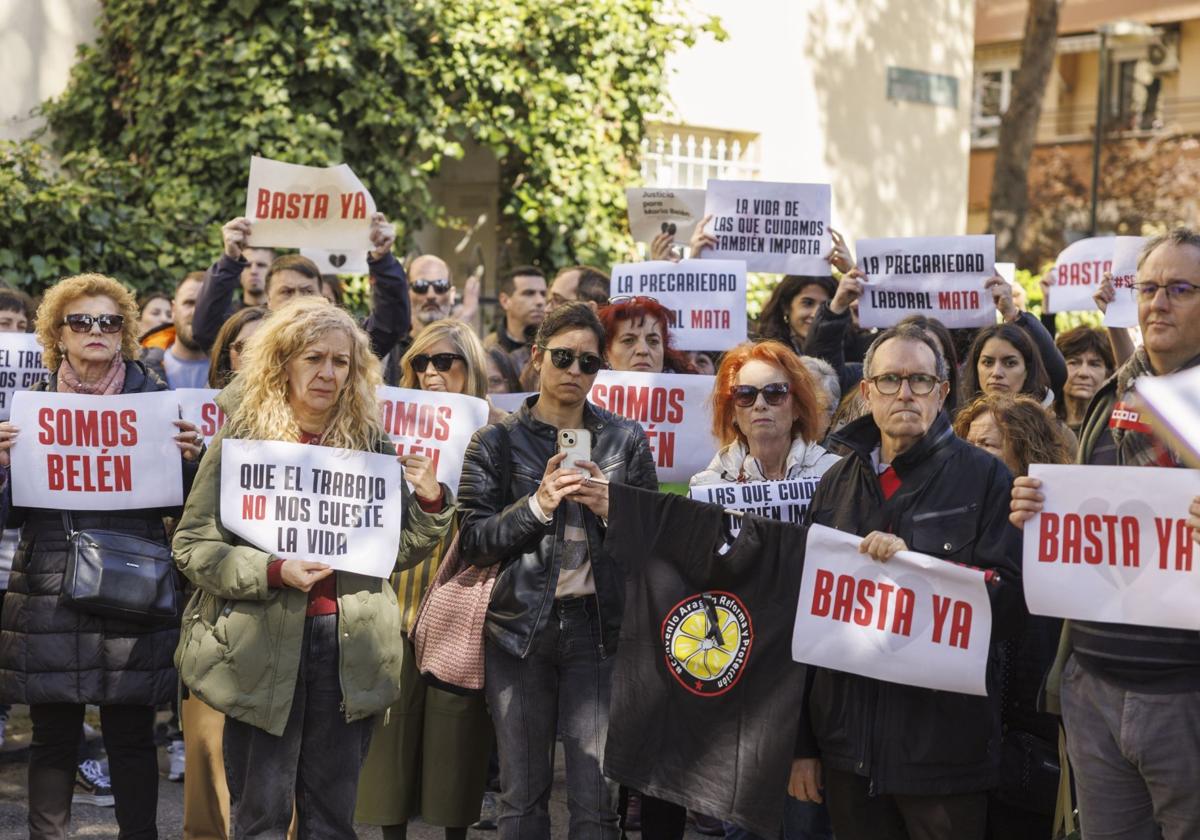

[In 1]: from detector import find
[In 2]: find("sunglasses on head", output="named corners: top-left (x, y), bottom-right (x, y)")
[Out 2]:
top-left (412, 279), bottom-right (452, 295)
top-left (62, 313), bottom-right (125, 334)
top-left (411, 352), bottom-right (466, 373)
top-left (547, 347), bottom-right (605, 375)
top-left (731, 382), bottom-right (790, 407)
top-left (607, 295), bottom-right (660, 307)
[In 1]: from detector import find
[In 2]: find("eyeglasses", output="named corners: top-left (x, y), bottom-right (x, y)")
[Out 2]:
top-left (731, 382), bottom-right (790, 407)
top-left (867, 373), bottom-right (942, 396)
top-left (547, 347), bottom-right (605, 375)
top-left (607, 295), bottom-right (659, 307)
top-left (1132, 281), bottom-right (1200, 302)
top-left (62, 313), bottom-right (125, 334)
top-left (411, 352), bottom-right (466, 373)
top-left (412, 279), bottom-right (452, 296)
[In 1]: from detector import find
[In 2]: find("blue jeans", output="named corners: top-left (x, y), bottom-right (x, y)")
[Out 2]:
top-left (723, 797), bottom-right (833, 840)
top-left (486, 596), bottom-right (618, 840)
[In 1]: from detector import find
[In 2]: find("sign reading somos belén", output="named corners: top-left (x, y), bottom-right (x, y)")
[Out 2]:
top-left (219, 439), bottom-right (404, 578)
top-left (701, 180), bottom-right (832, 275)
top-left (376, 386), bottom-right (490, 494)
top-left (0, 332), bottom-right (47, 421)
top-left (856, 235), bottom-right (997, 329)
top-left (609, 259), bottom-right (748, 351)
top-left (1022, 464), bottom-right (1200, 630)
top-left (9, 390), bottom-right (183, 510)
top-left (244, 155), bottom-right (376, 251)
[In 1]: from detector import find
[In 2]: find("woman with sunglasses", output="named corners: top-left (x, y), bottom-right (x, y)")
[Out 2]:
top-left (0, 273), bottom-right (203, 839)
top-left (355, 318), bottom-right (497, 840)
top-left (458, 302), bottom-right (658, 840)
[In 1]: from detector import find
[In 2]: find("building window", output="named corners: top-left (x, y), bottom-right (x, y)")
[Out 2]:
top-left (1110, 58), bottom-right (1162, 132)
top-left (971, 66), bottom-right (1015, 145)
top-left (639, 124), bottom-right (761, 188)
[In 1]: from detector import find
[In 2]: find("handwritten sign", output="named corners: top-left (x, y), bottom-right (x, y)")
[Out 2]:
top-left (792, 524), bottom-right (992, 696)
top-left (856, 235), bottom-right (997, 329)
top-left (702, 180), bottom-right (832, 275)
top-left (220, 439), bottom-right (403, 577)
top-left (376, 386), bottom-right (490, 493)
top-left (1022, 464), bottom-right (1200, 630)
top-left (1102, 236), bottom-right (1147, 329)
top-left (689, 477), bottom-right (821, 537)
top-left (176, 388), bottom-right (225, 445)
top-left (625, 187), bottom-right (707, 245)
top-left (244, 156), bottom-right (376, 251)
top-left (609, 260), bottom-right (747, 351)
top-left (0, 333), bottom-right (46, 421)
top-left (300, 248), bottom-right (370, 276)
top-left (10, 391), bottom-right (183, 510)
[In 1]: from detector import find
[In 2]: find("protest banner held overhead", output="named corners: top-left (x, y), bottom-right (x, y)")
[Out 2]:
top-left (609, 259), bottom-right (748, 351)
top-left (9, 390), bottom-right (184, 510)
top-left (1048, 236), bottom-right (1145, 315)
top-left (701, 180), bottom-right (832, 275)
top-left (1102, 236), bottom-right (1148, 329)
top-left (0, 332), bottom-right (47, 421)
top-left (244, 155), bottom-right (377, 251)
top-left (1022, 464), bottom-right (1200, 630)
top-left (376, 386), bottom-right (490, 493)
top-left (220, 439), bottom-right (405, 578)
top-left (625, 187), bottom-right (707, 246)
top-left (792, 524), bottom-right (993, 696)
top-left (176, 388), bottom-right (226, 445)
top-left (855, 235), bottom-right (997, 329)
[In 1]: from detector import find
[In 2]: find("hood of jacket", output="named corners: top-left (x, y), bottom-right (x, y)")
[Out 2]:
top-left (690, 436), bottom-right (838, 485)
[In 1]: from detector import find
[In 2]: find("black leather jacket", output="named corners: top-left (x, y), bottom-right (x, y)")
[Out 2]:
top-left (457, 397), bottom-right (658, 659)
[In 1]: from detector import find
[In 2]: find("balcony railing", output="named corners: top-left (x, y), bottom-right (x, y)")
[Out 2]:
top-left (972, 95), bottom-right (1200, 147)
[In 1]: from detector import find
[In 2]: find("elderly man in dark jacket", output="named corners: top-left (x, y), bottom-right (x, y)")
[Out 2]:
top-left (792, 323), bottom-right (1022, 840)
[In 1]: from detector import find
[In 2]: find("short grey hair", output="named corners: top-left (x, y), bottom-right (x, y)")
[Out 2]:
top-left (863, 324), bottom-right (948, 382)
top-left (1138, 226), bottom-right (1200, 270)
top-left (800, 355), bottom-right (841, 411)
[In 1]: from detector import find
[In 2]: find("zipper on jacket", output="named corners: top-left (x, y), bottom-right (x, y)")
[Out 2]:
top-left (521, 510), bottom-right (565, 660)
top-left (911, 502), bottom-right (979, 523)
top-left (337, 580), bottom-right (348, 719)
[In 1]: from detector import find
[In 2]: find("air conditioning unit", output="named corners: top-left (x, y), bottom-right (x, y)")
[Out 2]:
top-left (1147, 33), bottom-right (1180, 74)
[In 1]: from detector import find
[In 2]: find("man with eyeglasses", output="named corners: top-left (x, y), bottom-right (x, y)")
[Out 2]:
top-left (1011, 228), bottom-right (1200, 840)
top-left (792, 323), bottom-right (1021, 840)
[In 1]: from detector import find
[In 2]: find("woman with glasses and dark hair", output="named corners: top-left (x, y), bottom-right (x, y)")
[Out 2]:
top-left (485, 346), bottom-right (522, 394)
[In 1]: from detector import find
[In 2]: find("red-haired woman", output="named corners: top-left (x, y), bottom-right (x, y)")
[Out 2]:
top-left (597, 296), bottom-right (697, 375)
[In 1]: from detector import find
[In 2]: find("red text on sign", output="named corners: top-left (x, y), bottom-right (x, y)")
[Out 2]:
top-left (37, 408), bottom-right (138, 447)
top-left (1058, 260), bottom-right (1112, 286)
top-left (379, 401), bottom-right (452, 441)
top-left (590, 385), bottom-right (685, 425)
top-left (1037, 512), bottom-right (1140, 567)
top-left (810, 569), bottom-right (915, 636)
top-left (937, 291), bottom-right (980, 311)
top-left (931, 594), bottom-right (972, 649)
top-left (47, 454), bottom-right (131, 493)
top-left (1154, 517), bottom-right (1195, 572)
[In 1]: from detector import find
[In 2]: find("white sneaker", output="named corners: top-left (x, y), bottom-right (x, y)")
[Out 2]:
top-left (73, 759), bottom-right (115, 807)
top-left (167, 740), bottom-right (185, 782)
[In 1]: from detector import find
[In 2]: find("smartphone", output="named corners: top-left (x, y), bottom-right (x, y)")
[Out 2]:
top-left (557, 428), bottom-right (593, 475)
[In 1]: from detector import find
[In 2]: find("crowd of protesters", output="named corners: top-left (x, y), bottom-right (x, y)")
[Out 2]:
top-left (0, 205), bottom-right (1196, 840)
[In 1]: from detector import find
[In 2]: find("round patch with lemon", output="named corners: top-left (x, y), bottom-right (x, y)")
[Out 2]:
top-left (661, 591), bottom-right (753, 697)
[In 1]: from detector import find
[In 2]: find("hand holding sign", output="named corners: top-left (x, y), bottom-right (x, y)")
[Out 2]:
top-left (830, 269), bottom-right (866, 315)
top-left (172, 419), bottom-right (204, 462)
top-left (368, 212), bottom-right (395, 260)
top-left (399, 453), bottom-right (440, 503)
top-left (279, 559), bottom-right (333, 592)
top-left (1008, 475), bottom-right (1045, 529)
top-left (827, 228), bottom-right (853, 274)
top-left (0, 420), bottom-right (17, 467)
top-left (223, 217), bottom-right (252, 261)
top-left (1189, 497), bottom-right (1200, 548)
top-left (984, 274), bottom-right (1019, 322)
top-left (689, 214), bottom-right (717, 257)
top-left (1094, 273), bottom-right (1116, 313)
top-left (860, 531), bottom-right (909, 563)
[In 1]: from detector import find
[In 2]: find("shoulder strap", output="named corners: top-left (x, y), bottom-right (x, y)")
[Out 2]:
top-left (60, 510), bottom-right (74, 535)
top-left (496, 423), bottom-right (513, 506)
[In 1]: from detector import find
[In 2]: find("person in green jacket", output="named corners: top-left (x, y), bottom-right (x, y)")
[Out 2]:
top-left (173, 296), bottom-right (455, 839)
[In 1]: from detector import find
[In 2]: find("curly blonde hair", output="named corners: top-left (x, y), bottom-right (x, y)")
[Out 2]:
top-left (224, 296), bottom-right (383, 451)
top-left (399, 319), bottom-right (489, 398)
top-left (35, 273), bottom-right (141, 371)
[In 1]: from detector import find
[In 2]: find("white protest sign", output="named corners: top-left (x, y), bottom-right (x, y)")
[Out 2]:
top-left (588, 370), bottom-right (716, 483)
top-left (220, 439), bottom-right (403, 577)
top-left (1022, 464), bottom-right (1200, 630)
top-left (609, 260), bottom-right (747, 351)
top-left (176, 388), bottom-right (225, 445)
top-left (244, 155), bottom-right (376, 251)
top-left (376, 386), bottom-right (490, 493)
top-left (625, 187), bottom-right (707, 245)
top-left (792, 524), bottom-right (992, 696)
top-left (996, 262), bottom-right (1016, 285)
top-left (856, 236), bottom-right (997, 329)
top-left (9, 390), bottom-right (183, 510)
top-left (1102, 236), bottom-right (1147, 329)
top-left (689, 477), bottom-right (821, 536)
top-left (300, 248), bottom-right (370, 276)
top-left (702, 180), bottom-right (832, 275)
top-left (1048, 237), bottom-right (1113, 313)
top-left (0, 333), bottom-right (47, 421)
top-left (1137, 366), bottom-right (1200, 468)
top-left (489, 392), bottom-right (534, 414)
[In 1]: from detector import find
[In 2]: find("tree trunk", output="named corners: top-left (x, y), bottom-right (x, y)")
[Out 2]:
top-left (987, 0), bottom-right (1060, 264)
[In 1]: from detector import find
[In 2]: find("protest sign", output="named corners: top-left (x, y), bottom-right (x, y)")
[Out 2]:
top-left (10, 390), bottom-right (183, 510)
top-left (376, 386), bottom-right (490, 492)
top-left (176, 388), bottom-right (226, 444)
top-left (792, 524), bottom-right (992, 696)
top-left (702, 180), bottom-right (832, 275)
top-left (1137, 366), bottom-right (1200, 468)
top-left (300, 248), bottom-right (370, 276)
top-left (244, 156), bottom-right (376, 251)
top-left (609, 260), bottom-right (747, 351)
top-left (1102, 236), bottom-right (1147, 329)
top-left (1022, 464), bottom-right (1200, 630)
top-left (625, 187), bottom-right (707, 245)
top-left (588, 370), bottom-right (716, 483)
top-left (220, 439), bottom-right (403, 577)
top-left (689, 477), bottom-right (821, 537)
top-left (489, 392), bottom-right (534, 414)
top-left (1048, 237), bottom-right (1112, 313)
top-left (0, 332), bottom-right (47, 421)
top-left (996, 262), bottom-right (1016, 286)
top-left (856, 236), bottom-right (997, 329)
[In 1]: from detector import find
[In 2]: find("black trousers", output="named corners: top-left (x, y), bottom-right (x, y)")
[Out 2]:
top-left (824, 768), bottom-right (987, 840)
top-left (28, 702), bottom-right (158, 840)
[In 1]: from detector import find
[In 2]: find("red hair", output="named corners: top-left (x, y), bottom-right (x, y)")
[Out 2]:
top-left (711, 341), bottom-right (824, 447)
top-left (597, 297), bottom-right (696, 373)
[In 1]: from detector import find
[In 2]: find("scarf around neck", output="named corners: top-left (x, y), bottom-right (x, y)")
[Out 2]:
top-left (57, 355), bottom-right (126, 396)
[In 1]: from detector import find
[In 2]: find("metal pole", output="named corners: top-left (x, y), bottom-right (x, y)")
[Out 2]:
top-left (1089, 30), bottom-right (1110, 236)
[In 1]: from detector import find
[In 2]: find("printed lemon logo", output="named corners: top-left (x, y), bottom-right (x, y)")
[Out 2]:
top-left (661, 591), bottom-right (753, 697)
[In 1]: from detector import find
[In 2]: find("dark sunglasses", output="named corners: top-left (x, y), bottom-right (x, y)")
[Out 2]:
top-left (412, 279), bottom-right (452, 295)
top-left (548, 347), bottom-right (605, 375)
top-left (731, 382), bottom-right (790, 408)
top-left (62, 313), bottom-right (125, 334)
top-left (411, 352), bottom-right (466, 373)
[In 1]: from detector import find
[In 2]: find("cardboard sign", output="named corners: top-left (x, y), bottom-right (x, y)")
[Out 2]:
top-left (702, 180), bottom-right (832, 275)
top-left (0, 333), bottom-right (47, 421)
top-left (220, 439), bottom-right (403, 577)
top-left (1102, 236), bottom-right (1147, 329)
top-left (856, 235), bottom-right (997, 329)
top-left (299, 248), bottom-right (370, 276)
top-left (244, 156), bottom-right (376, 251)
top-left (587, 370), bottom-right (716, 483)
top-left (376, 386), bottom-right (490, 493)
top-left (689, 477), bottom-right (821, 537)
top-left (1137, 366), bottom-right (1200, 468)
top-left (489, 392), bottom-right (533, 414)
top-left (609, 259), bottom-right (748, 351)
top-left (792, 524), bottom-right (992, 696)
top-left (176, 388), bottom-right (226, 445)
top-left (625, 187), bottom-right (707, 245)
top-left (9, 391), bottom-right (184, 510)
top-left (1022, 465), bottom-right (1200, 630)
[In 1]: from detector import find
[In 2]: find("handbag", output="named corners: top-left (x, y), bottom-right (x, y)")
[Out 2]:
top-left (411, 424), bottom-right (511, 694)
top-left (59, 510), bottom-right (180, 624)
